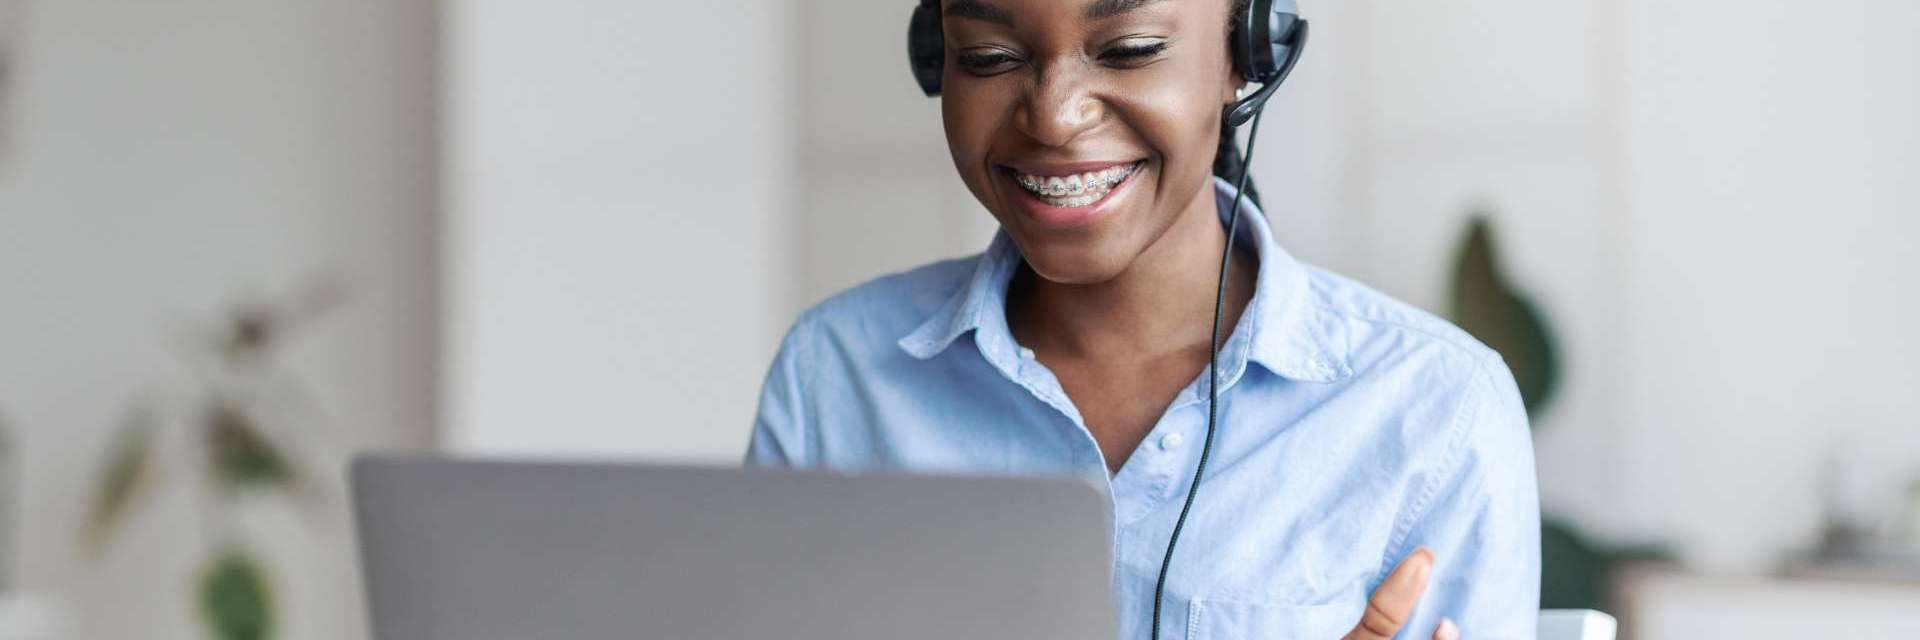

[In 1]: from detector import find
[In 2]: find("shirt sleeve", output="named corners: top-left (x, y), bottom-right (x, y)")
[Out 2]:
top-left (1393, 357), bottom-right (1542, 639)
top-left (744, 314), bottom-right (816, 468)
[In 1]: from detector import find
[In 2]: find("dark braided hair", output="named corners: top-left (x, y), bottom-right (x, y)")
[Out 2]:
top-left (1213, 121), bottom-right (1260, 210)
top-left (1212, 0), bottom-right (1261, 209)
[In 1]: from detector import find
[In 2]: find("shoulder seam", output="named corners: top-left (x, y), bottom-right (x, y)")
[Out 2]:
top-left (1316, 303), bottom-right (1494, 362)
top-left (1302, 269), bottom-right (1493, 361)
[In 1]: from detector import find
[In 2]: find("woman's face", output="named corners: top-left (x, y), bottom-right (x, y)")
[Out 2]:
top-left (940, 0), bottom-right (1240, 285)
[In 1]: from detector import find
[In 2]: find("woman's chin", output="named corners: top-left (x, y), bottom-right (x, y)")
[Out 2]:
top-left (1014, 245), bottom-right (1132, 286)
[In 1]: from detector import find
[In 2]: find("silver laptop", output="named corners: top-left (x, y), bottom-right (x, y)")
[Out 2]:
top-left (351, 456), bottom-right (1116, 640)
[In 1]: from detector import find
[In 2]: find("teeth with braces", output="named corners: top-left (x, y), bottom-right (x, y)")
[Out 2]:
top-left (1014, 163), bottom-right (1140, 206)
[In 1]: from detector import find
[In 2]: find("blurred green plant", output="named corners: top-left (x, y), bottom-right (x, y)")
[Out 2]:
top-left (207, 400), bottom-right (296, 490)
top-left (84, 404), bottom-right (160, 548)
top-left (201, 549), bottom-right (274, 640)
top-left (1447, 213), bottom-right (1672, 612)
top-left (83, 275), bottom-right (345, 640)
top-left (1449, 216), bottom-right (1561, 415)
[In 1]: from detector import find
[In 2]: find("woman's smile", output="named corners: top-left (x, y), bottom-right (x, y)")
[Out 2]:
top-left (997, 159), bottom-right (1150, 229)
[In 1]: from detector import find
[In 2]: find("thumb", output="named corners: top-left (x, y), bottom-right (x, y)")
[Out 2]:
top-left (1343, 547), bottom-right (1434, 640)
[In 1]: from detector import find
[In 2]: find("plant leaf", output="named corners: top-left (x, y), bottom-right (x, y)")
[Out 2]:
top-left (1449, 215), bottom-right (1562, 419)
top-left (206, 400), bottom-right (296, 491)
top-left (84, 404), bottom-right (160, 549)
top-left (200, 549), bottom-right (275, 640)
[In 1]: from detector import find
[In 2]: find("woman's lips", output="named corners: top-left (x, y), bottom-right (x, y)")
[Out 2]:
top-left (996, 160), bottom-right (1148, 229)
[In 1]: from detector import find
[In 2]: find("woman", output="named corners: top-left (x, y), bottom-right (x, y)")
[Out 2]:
top-left (747, 1), bottom-right (1539, 638)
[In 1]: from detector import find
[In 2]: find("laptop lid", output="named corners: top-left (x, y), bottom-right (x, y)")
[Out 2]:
top-left (351, 456), bottom-right (1115, 640)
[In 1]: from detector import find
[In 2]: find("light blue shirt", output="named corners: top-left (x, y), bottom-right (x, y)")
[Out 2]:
top-left (747, 178), bottom-right (1540, 639)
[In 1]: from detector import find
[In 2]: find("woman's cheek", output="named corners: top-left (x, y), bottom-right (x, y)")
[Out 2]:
top-left (942, 91), bottom-right (1002, 169)
top-left (1110, 72), bottom-right (1217, 150)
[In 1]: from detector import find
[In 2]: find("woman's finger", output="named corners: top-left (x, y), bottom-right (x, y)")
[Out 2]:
top-left (1433, 617), bottom-right (1460, 640)
top-left (1343, 547), bottom-right (1434, 640)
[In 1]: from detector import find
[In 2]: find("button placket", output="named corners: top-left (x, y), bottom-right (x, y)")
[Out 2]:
top-left (1112, 403), bottom-right (1207, 525)
top-left (1149, 403), bottom-right (1213, 502)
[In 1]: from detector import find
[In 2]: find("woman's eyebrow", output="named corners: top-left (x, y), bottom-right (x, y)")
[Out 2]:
top-left (1086, 0), bottom-right (1169, 19)
top-left (944, 0), bottom-right (1015, 27)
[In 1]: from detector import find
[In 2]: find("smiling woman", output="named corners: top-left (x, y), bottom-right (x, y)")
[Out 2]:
top-left (748, 1), bottom-right (1540, 639)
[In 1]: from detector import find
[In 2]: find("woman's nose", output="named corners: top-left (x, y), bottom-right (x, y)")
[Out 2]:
top-left (1015, 64), bottom-right (1104, 148)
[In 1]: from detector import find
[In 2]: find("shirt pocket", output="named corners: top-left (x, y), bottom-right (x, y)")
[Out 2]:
top-left (1187, 597), bottom-right (1363, 640)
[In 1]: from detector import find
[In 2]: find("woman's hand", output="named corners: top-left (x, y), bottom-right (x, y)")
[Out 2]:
top-left (1341, 548), bottom-right (1461, 640)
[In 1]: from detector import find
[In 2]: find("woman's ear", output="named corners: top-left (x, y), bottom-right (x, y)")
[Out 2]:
top-left (1222, 35), bottom-right (1247, 105)
top-left (1223, 71), bottom-right (1247, 108)
top-left (1221, 3), bottom-right (1250, 107)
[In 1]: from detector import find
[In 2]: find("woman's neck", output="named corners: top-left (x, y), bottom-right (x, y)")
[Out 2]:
top-left (1008, 185), bottom-right (1257, 362)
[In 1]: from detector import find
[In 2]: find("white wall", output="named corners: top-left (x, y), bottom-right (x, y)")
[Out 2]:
top-left (0, 1), bottom-right (437, 638)
top-left (1290, 0), bottom-right (1920, 571)
top-left (1613, 0), bottom-right (1920, 570)
top-left (441, 0), bottom-right (798, 460)
top-left (795, 0), bottom-right (1000, 301)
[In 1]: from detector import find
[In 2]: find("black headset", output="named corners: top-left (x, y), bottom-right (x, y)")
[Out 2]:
top-left (905, 3), bottom-right (1308, 639)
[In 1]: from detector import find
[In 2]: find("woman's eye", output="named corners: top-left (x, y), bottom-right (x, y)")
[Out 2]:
top-left (955, 49), bottom-right (1021, 75)
top-left (1098, 41), bottom-right (1170, 67)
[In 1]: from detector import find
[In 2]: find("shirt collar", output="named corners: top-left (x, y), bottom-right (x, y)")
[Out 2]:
top-left (898, 177), bottom-right (1351, 383)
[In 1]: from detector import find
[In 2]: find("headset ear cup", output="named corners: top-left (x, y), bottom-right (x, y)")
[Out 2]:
top-left (1240, 0), bottom-right (1304, 85)
top-left (1262, 14), bottom-right (1303, 83)
top-left (1223, 11), bottom-right (1309, 127)
top-left (907, 2), bottom-right (945, 96)
top-left (1229, 5), bottom-right (1255, 83)
top-left (1234, 0), bottom-right (1278, 83)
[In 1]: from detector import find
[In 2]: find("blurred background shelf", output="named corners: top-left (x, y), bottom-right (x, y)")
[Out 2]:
top-left (1616, 565), bottom-right (1920, 640)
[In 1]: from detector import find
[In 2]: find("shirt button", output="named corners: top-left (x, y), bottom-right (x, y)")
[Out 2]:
top-left (1018, 347), bottom-right (1036, 360)
top-left (1160, 432), bottom-right (1185, 451)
